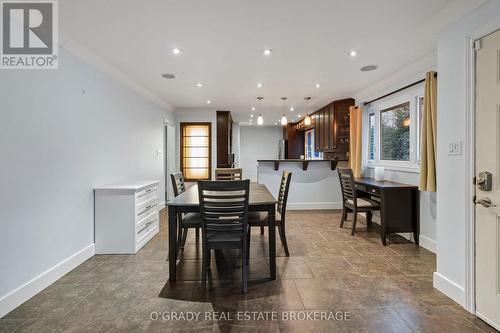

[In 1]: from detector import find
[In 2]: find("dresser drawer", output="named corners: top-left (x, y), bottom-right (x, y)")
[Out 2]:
top-left (136, 197), bottom-right (157, 219)
top-left (136, 213), bottom-right (158, 239)
top-left (366, 186), bottom-right (380, 196)
top-left (136, 186), bottom-right (158, 205)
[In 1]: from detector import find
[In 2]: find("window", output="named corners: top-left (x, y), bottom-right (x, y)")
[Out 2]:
top-left (380, 102), bottom-right (410, 161)
top-left (368, 114), bottom-right (375, 160)
top-left (365, 87), bottom-right (423, 171)
top-left (305, 129), bottom-right (323, 160)
top-left (180, 123), bottom-right (211, 181)
top-left (417, 96), bottom-right (424, 163)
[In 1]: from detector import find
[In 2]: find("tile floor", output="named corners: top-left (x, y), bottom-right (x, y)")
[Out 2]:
top-left (0, 209), bottom-right (496, 332)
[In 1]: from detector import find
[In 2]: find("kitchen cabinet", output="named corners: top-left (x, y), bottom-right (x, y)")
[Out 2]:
top-left (216, 111), bottom-right (234, 168)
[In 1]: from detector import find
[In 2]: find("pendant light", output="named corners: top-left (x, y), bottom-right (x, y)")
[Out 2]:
top-left (257, 97), bottom-right (264, 125)
top-left (280, 97), bottom-right (288, 126)
top-left (304, 97), bottom-right (312, 126)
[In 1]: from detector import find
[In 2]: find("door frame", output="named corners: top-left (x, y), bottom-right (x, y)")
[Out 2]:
top-left (465, 18), bottom-right (500, 314)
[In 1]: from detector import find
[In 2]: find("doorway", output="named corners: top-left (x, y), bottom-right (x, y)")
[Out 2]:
top-left (474, 28), bottom-right (500, 330)
top-left (165, 121), bottom-right (176, 202)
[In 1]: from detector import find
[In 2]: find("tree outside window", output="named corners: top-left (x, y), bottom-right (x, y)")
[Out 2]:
top-left (380, 102), bottom-right (410, 161)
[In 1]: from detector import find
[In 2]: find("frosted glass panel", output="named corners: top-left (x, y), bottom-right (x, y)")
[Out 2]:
top-left (185, 136), bottom-right (209, 146)
top-left (184, 147), bottom-right (209, 158)
top-left (181, 123), bottom-right (211, 180)
top-left (185, 168), bottom-right (209, 179)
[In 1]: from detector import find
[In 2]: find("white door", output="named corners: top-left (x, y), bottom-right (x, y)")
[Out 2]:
top-left (475, 29), bottom-right (500, 330)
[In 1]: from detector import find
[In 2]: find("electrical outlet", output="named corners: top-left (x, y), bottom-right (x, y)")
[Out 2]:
top-left (157, 149), bottom-right (163, 157)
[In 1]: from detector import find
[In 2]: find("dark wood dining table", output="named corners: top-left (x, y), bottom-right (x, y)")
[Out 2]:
top-left (166, 182), bottom-right (278, 281)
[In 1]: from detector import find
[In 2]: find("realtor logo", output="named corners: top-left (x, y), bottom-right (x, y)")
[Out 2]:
top-left (1, 0), bottom-right (58, 69)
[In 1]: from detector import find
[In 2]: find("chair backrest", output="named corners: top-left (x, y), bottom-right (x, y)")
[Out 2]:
top-left (198, 180), bottom-right (250, 237)
top-left (277, 171), bottom-right (292, 217)
top-left (215, 168), bottom-right (243, 181)
top-left (170, 171), bottom-right (186, 197)
top-left (337, 168), bottom-right (357, 203)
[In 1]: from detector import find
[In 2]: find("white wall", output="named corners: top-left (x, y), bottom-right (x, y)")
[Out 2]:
top-left (239, 126), bottom-right (283, 181)
top-left (435, 0), bottom-right (500, 308)
top-left (0, 48), bottom-right (174, 317)
top-left (174, 109), bottom-right (217, 181)
top-left (353, 52), bottom-right (438, 253)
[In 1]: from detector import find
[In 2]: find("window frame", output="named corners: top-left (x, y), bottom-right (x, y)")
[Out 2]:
top-left (365, 88), bottom-right (423, 172)
top-left (180, 122), bottom-right (212, 181)
top-left (368, 113), bottom-right (376, 161)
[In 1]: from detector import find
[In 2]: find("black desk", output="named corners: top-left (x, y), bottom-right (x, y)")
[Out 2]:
top-left (354, 178), bottom-right (419, 246)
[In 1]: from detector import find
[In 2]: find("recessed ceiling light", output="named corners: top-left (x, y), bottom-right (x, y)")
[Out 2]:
top-left (349, 50), bottom-right (357, 57)
top-left (206, 100), bottom-right (211, 104)
top-left (250, 114), bottom-right (254, 118)
top-left (275, 122), bottom-right (278, 126)
top-left (257, 83), bottom-right (263, 88)
top-left (172, 48), bottom-right (182, 55)
top-left (360, 65), bottom-right (378, 72)
top-left (298, 114), bottom-right (302, 117)
top-left (290, 107), bottom-right (294, 111)
top-left (161, 73), bottom-right (176, 79)
top-left (196, 82), bottom-right (203, 87)
top-left (251, 107), bottom-right (255, 111)
top-left (263, 48), bottom-right (273, 56)
top-left (315, 83), bottom-right (321, 88)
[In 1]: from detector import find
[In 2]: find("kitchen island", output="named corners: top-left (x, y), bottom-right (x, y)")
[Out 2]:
top-left (257, 159), bottom-right (346, 210)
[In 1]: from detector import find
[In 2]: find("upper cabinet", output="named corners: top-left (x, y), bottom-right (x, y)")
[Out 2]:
top-left (290, 97), bottom-right (354, 160)
top-left (216, 111), bottom-right (234, 168)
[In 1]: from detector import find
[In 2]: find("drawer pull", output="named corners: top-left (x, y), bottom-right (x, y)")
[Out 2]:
top-left (137, 221), bottom-right (153, 235)
top-left (138, 203), bottom-right (155, 216)
top-left (146, 188), bottom-right (152, 193)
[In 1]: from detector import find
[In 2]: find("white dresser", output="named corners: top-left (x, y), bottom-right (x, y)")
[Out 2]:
top-left (94, 181), bottom-right (160, 254)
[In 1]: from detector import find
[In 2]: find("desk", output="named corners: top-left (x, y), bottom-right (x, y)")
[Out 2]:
top-left (166, 183), bottom-right (277, 281)
top-left (354, 178), bottom-right (419, 246)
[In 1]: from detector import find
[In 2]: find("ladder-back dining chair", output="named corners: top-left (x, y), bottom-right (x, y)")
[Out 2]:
top-left (170, 171), bottom-right (202, 253)
top-left (337, 168), bottom-right (380, 235)
top-left (198, 179), bottom-right (250, 293)
top-left (215, 168), bottom-right (243, 180)
top-left (247, 170), bottom-right (292, 256)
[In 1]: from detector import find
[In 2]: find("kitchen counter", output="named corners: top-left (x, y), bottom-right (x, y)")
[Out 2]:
top-left (257, 159), bottom-right (347, 210)
top-left (257, 159), bottom-right (339, 171)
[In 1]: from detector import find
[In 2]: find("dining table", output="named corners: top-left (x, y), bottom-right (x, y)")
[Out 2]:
top-left (166, 182), bottom-right (278, 281)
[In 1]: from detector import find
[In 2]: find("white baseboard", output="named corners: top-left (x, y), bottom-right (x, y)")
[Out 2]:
top-left (419, 235), bottom-right (436, 253)
top-left (433, 272), bottom-right (465, 306)
top-left (476, 312), bottom-right (500, 331)
top-left (287, 202), bottom-right (343, 210)
top-left (0, 244), bottom-right (95, 318)
top-left (158, 201), bottom-right (166, 211)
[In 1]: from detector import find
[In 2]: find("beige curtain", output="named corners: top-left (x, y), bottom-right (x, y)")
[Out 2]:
top-left (419, 71), bottom-right (437, 192)
top-left (348, 105), bottom-right (363, 178)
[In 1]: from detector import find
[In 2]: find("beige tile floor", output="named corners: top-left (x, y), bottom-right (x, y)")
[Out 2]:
top-left (0, 209), bottom-right (496, 332)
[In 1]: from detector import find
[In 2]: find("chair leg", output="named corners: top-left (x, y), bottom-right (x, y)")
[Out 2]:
top-left (207, 248), bottom-right (211, 268)
top-left (366, 211), bottom-right (373, 228)
top-left (278, 225), bottom-right (290, 257)
top-left (176, 223), bottom-right (184, 256)
top-left (260, 225), bottom-right (264, 235)
top-left (180, 228), bottom-right (188, 249)
top-left (351, 210), bottom-right (358, 236)
top-left (201, 245), bottom-right (207, 291)
top-left (246, 227), bottom-right (251, 265)
top-left (340, 206), bottom-right (347, 228)
top-left (195, 227), bottom-right (200, 244)
top-left (242, 238), bottom-right (248, 293)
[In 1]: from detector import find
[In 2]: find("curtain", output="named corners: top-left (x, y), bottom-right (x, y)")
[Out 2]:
top-left (348, 105), bottom-right (363, 178)
top-left (419, 71), bottom-right (437, 192)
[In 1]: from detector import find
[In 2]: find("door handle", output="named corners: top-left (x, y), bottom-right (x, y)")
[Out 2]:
top-left (475, 197), bottom-right (497, 208)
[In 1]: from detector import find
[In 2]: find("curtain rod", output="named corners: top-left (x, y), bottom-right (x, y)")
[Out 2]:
top-left (363, 72), bottom-right (437, 106)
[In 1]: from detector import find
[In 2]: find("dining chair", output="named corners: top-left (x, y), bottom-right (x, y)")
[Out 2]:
top-left (247, 171), bottom-right (292, 257)
top-left (214, 168), bottom-right (243, 180)
top-left (170, 172), bottom-right (202, 253)
top-left (198, 179), bottom-right (250, 293)
top-left (337, 168), bottom-right (380, 235)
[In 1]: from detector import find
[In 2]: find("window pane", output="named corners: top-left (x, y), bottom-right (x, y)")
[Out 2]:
top-left (380, 102), bottom-right (410, 161)
top-left (417, 96), bottom-right (424, 163)
top-left (181, 123), bottom-right (211, 180)
top-left (368, 114), bottom-right (375, 160)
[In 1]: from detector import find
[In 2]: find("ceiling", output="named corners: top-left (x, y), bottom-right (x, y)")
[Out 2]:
top-left (60, 0), bottom-right (485, 124)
